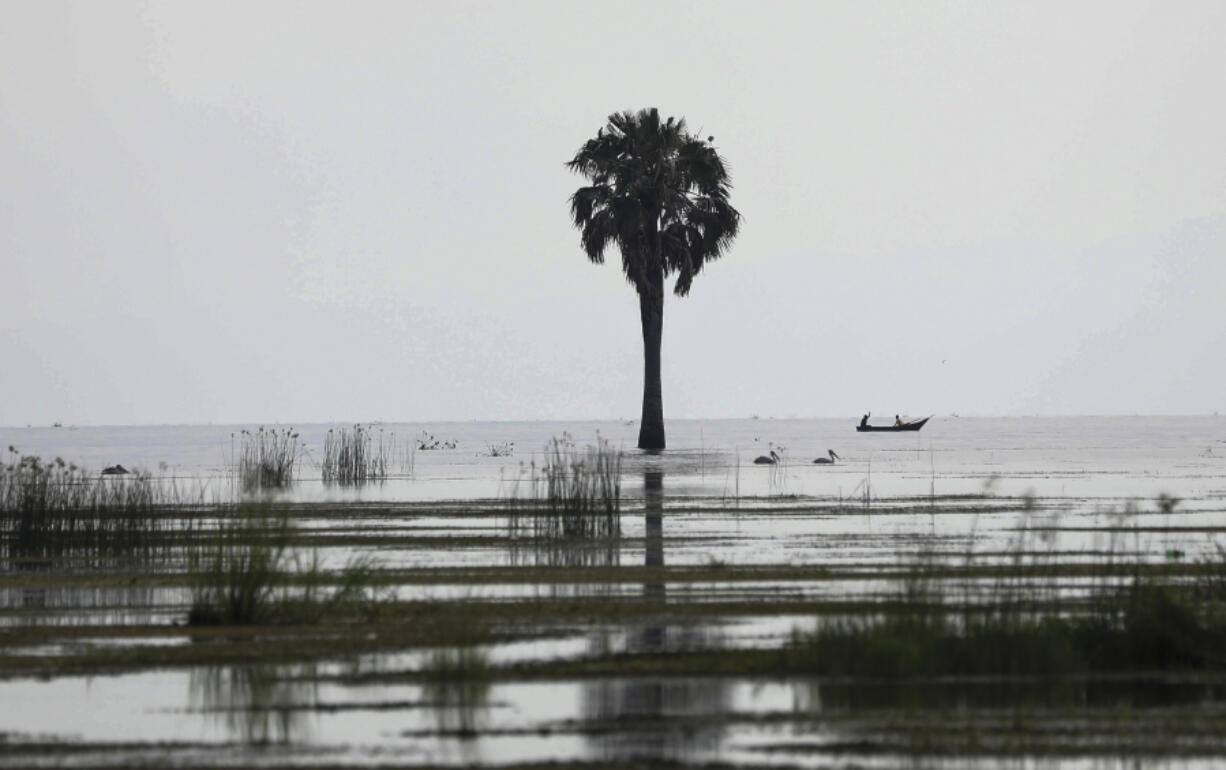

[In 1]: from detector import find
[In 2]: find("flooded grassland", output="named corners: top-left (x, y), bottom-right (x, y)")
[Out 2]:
top-left (2, 417), bottom-right (1226, 768)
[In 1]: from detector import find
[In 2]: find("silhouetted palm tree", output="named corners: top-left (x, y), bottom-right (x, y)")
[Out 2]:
top-left (567, 108), bottom-right (741, 450)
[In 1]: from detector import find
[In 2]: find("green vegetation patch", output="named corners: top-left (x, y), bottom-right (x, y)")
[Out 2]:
top-left (187, 503), bottom-right (386, 626)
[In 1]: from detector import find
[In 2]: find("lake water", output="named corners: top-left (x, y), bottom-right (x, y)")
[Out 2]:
top-left (6, 415), bottom-right (1225, 504)
top-left (2, 416), bottom-right (1225, 768)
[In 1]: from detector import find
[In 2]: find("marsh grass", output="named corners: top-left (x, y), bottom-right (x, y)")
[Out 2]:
top-left (1195, 541), bottom-right (1226, 601)
top-left (0, 449), bottom-right (199, 558)
top-left (790, 580), bottom-right (1222, 677)
top-left (506, 433), bottom-right (622, 541)
top-left (236, 428), bottom-right (302, 492)
top-left (787, 501), bottom-right (1226, 677)
top-left (187, 503), bottom-right (384, 625)
top-left (322, 425), bottom-right (394, 484)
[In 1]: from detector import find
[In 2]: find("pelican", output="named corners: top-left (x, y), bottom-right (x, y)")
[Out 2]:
top-left (753, 450), bottom-right (781, 465)
top-left (813, 450), bottom-right (840, 465)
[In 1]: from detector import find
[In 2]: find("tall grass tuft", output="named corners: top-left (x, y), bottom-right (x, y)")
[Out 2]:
top-left (236, 427), bottom-right (302, 492)
top-left (188, 503), bottom-right (383, 625)
top-left (506, 433), bottom-right (622, 542)
top-left (322, 424), bottom-right (391, 484)
top-left (188, 504), bottom-right (289, 625)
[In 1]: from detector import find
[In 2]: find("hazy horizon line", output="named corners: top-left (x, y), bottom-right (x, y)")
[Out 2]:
top-left (3, 412), bottom-right (1222, 431)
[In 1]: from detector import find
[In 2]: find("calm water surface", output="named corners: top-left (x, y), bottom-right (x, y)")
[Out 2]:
top-left (2, 416), bottom-right (1225, 768)
top-left (5, 415), bottom-right (1225, 500)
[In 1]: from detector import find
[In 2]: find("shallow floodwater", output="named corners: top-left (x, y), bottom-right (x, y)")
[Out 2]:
top-left (6, 415), bottom-right (1225, 503)
top-left (6, 666), bottom-right (1226, 768)
top-left (2, 416), bottom-right (1226, 767)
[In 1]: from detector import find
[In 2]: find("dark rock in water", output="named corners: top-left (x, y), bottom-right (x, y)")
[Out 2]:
top-left (101, 464), bottom-right (130, 475)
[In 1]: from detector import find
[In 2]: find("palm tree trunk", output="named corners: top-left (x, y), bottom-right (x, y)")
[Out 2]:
top-left (637, 284), bottom-right (665, 450)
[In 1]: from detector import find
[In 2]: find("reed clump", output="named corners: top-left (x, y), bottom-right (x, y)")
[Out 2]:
top-left (236, 427), bottom-right (302, 492)
top-left (0, 448), bottom-right (188, 557)
top-left (507, 433), bottom-right (622, 541)
top-left (187, 503), bottom-right (383, 625)
top-left (322, 424), bottom-right (390, 484)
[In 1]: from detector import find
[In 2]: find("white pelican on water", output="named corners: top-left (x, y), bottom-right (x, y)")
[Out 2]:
top-left (753, 450), bottom-right (781, 465)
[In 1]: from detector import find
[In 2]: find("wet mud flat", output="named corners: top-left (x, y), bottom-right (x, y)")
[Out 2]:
top-left (3, 416), bottom-right (1226, 767)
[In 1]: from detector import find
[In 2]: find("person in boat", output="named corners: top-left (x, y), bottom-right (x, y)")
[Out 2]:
top-left (895, 415), bottom-right (903, 426)
top-left (860, 413), bottom-right (870, 428)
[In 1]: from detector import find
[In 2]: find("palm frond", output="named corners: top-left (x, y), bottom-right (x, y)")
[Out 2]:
top-left (567, 108), bottom-right (741, 297)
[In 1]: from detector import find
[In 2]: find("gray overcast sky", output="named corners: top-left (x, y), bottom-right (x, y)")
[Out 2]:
top-left (2, 1), bottom-right (1224, 426)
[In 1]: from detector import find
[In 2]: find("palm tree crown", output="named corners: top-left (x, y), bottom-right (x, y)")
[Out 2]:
top-left (567, 108), bottom-right (741, 298)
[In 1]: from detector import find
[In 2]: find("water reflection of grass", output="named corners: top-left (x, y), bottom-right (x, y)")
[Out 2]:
top-left (422, 649), bottom-right (492, 736)
top-left (190, 662), bottom-right (319, 744)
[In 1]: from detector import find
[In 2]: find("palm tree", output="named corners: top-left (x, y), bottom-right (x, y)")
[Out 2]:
top-left (567, 108), bottom-right (741, 450)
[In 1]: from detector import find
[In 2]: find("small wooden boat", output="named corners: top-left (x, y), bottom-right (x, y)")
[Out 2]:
top-left (856, 417), bottom-right (930, 433)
